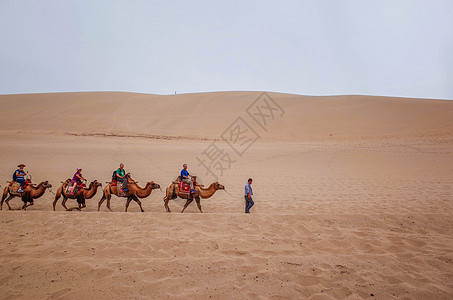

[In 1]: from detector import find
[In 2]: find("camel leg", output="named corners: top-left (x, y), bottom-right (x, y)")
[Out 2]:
top-left (53, 193), bottom-right (60, 211)
top-left (52, 198), bottom-right (58, 211)
top-left (134, 197), bottom-right (144, 212)
top-left (62, 196), bottom-right (69, 210)
top-left (97, 195), bottom-right (105, 211)
top-left (164, 196), bottom-right (171, 213)
top-left (195, 197), bottom-right (203, 213)
top-left (125, 197), bottom-right (132, 212)
top-left (76, 196), bottom-right (85, 211)
top-left (22, 201), bottom-right (33, 210)
top-left (106, 195), bottom-right (112, 211)
top-left (1, 188), bottom-right (10, 210)
top-left (181, 198), bottom-right (193, 213)
top-left (5, 195), bottom-right (15, 210)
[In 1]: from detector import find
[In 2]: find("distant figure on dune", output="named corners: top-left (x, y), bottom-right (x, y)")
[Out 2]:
top-left (244, 178), bottom-right (254, 213)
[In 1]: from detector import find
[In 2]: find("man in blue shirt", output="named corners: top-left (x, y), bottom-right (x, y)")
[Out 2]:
top-left (181, 164), bottom-right (196, 194)
top-left (14, 164), bottom-right (27, 193)
top-left (244, 178), bottom-right (254, 213)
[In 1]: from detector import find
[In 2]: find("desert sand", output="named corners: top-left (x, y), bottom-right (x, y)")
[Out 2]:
top-left (0, 91), bottom-right (452, 299)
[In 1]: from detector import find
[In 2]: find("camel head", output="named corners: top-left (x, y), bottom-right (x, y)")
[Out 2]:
top-left (146, 181), bottom-right (161, 190)
top-left (41, 181), bottom-right (52, 189)
top-left (91, 180), bottom-right (102, 188)
top-left (213, 182), bottom-right (225, 190)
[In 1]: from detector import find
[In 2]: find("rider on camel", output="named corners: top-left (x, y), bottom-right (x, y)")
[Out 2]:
top-left (69, 168), bottom-right (86, 195)
top-left (14, 164), bottom-right (27, 193)
top-left (181, 163), bottom-right (196, 194)
top-left (116, 163), bottom-right (128, 192)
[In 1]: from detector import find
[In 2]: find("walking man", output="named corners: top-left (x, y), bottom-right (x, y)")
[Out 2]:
top-left (244, 178), bottom-right (254, 213)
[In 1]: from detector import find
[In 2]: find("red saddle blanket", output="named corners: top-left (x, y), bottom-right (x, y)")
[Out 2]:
top-left (178, 180), bottom-right (197, 194)
top-left (9, 180), bottom-right (31, 188)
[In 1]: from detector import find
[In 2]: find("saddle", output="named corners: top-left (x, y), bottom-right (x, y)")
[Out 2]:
top-left (110, 179), bottom-right (129, 197)
top-left (178, 178), bottom-right (197, 194)
top-left (8, 180), bottom-right (31, 195)
top-left (9, 182), bottom-right (22, 195)
top-left (64, 181), bottom-right (86, 195)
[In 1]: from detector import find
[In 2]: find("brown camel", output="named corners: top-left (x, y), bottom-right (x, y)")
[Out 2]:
top-left (163, 178), bottom-right (225, 213)
top-left (1, 181), bottom-right (52, 210)
top-left (53, 179), bottom-right (102, 211)
top-left (98, 174), bottom-right (160, 212)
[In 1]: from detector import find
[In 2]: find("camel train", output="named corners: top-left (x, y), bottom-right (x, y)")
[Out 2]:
top-left (2, 171), bottom-right (225, 213)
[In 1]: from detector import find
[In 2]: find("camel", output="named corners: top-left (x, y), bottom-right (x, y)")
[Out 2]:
top-left (163, 177), bottom-right (225, 213)
top-left (1, 181), bottom-right (52, 210)
top-left (53, 179), bottom-right (102, 211)
top-left (98, 174), bottom-right (160, 212)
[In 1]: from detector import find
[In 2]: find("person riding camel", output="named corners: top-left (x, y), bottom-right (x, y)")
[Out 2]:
top-left (181, 163), bottom-right (196, 194)
top-left (116, 163), bottom-right (128, 192)
top-left (69, 168), bottom-right (86, 195)
top-left (14, 164), bottom-right (27, 193)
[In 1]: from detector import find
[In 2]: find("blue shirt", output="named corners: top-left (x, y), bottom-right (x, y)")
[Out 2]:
top-left (181, 169), bottom-right (189, 179)
top-left (244, 182), bottom-right (253, 196)
top-left (15, 169), bottom-right (25, 180)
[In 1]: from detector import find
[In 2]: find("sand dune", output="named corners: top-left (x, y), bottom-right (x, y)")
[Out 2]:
top-left (1, 91), bottom-right (452, 141)
top-left (0, 91), bottom-right (452, 299)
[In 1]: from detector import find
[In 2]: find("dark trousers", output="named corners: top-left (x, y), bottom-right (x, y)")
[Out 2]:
top-left (245, 196), bottom-right (254, 213)
top-left (16, 178), bottom-right (26, 187)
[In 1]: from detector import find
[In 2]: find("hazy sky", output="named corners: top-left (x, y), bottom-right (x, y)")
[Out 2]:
top-left (1, 0), bottom-right (452, 99)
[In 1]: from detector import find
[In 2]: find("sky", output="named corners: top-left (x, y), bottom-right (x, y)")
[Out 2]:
top-left (1, 0), bottom-right (452, 99)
